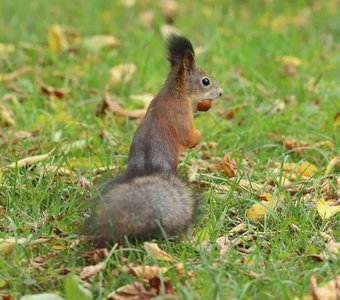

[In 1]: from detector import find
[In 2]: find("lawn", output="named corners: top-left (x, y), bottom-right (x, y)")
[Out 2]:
top-left (0, 0), bottom-right (339, 299)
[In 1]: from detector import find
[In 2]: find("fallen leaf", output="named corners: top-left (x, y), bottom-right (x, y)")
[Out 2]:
top-left (270, 99), bottom-right (286, 114)
top-left (324, 156), bottom-right (340, 175)
top-left (246, 193), bottom-right (278, 221)
top-left (0, 237), bottom-right (53, 257)
top-left (148, 276), bottom-right (175, 296)
top-left (334, 112), bottom-right (340, 130)
top-left (284, 161), bottom-right (318, 177)
top-left (216, 236), bottom-right (231, 256)
top-left (47, 24), bottom-right (69, 52)
top-left (81, 248), bottom-right (109, 264)
top-left (130, 264), bottom-right (168, 280)
top-left (316, 199), bottom-right (340, 220)
top-left (37, 79), bottom-right (68, 100)
top-left (81, 35), bottom-right (121, 52)
top-left (0, 104), bottom-right (15, 126)
top-left (143, 242), bottom-right (174, 262)
top-left (107, 282), bottom-right (156, 300)
top-left (0, 66), bottom-right (35, 83)
top-left (108, 63), bottom-right (136, 86)
top-left (221, 152), bottom-right (238, 178)
top-left (98, 92), bottom-right (146, 119)
top-left (7, 148), bottom-right (54, 168)
top-left (80, 262), bottom-right (104, 281)
top-left (47, 24), bottom-right (80, 53)
top-left (278, 56), bottom-right (301, 66)
top-left (295, 275), bottom-right (340, 300)
top-left (282, 140), bottom-right (309, 153)
top-left (229, 222), bottom-right (247, 234)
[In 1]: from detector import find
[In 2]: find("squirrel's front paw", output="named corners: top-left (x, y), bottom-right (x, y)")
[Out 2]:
top-left (190, 129), bottom-right (201, 148)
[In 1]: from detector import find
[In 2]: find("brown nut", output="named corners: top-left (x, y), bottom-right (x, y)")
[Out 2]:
top-left (197, 99), bottom-right (212, 111)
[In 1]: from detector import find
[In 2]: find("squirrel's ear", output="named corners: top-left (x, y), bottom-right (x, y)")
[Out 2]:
top-left (183, 50), bottom-right (195, 70)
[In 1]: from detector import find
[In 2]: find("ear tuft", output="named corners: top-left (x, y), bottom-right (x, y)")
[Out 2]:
top-left (166, 34), bottom-right (195, 67)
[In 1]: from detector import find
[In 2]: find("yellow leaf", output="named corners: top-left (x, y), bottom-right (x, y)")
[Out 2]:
top-left (334, 112), bottom-right (340, 129)
top-left (246, 193), bottom-right (278, 221)
top-left (284, 161), bottom-right (318, 177)
top-left (278, 55), bottom-right (301, 66)
top-left (316, 199), bottom-right (340, 220)
top-left (324, 155), bottom-right (340, 175)
top-left (47, 24), bottom-right (69, 52)
top-left (143, 242), bottom-right (174, 262)
top-left (229, 222), bottom-right (247, 234)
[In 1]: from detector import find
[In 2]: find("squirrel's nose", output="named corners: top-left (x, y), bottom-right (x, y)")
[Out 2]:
top-left (218, 87), bottom-right (223, 97)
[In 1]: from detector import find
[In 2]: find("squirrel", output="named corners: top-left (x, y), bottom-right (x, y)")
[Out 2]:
top-left (89, 35), bottom-right (223, 243)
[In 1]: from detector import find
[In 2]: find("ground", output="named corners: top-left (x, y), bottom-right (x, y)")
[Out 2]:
top-left (0, 0), bottom-right (339, 299)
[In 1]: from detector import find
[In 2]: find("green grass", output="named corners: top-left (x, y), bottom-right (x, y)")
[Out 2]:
top-left (0, 0), bottom-right (339, 299)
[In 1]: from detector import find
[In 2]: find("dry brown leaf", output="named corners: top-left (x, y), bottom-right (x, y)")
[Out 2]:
top-left (37, 79), bottom-right (68, 100)
top-left (216, 236), bottom-right (231, 256)
top-left (324, 156), bottom-right (340, 175)
top-left (317, 199), bottom-right (340, 220)
top-left (221, 152), bottom-right (238, 178)
top-left (7, 148), bottom-right (54, 168)
top-left (0, 66), bottom-right (35, 83)
top-left (229, 222), bottom-right (247, 234)
top-left (81, 35), bottom-right (121, 52)
top-left (283, 140), bottom-right (309, 152)
top-left (80, 262), bottom-right (104, 281)
top-left (107, 282), bottom-right (156, 300)
top-left (237, 179), bottom-right (264, 192)
top-left (81, 248), bottom-right (109, 264)
top-left (0, 104), bottom-right (15, 126)
top-left (99, 92), bottom-right (146, 119)
top-left (143, 242), bottom-right (174, 262)
top-left (0, 237), bottom-right (53, 257)
top-left (246, 193), bottom-right (278, 221)
top-left (36, 164), bottom-right (72, 177)
top-left (108, 63), bottom-right (136, 86)
top-left (295, 275), bottom-right (340, 300)
top-left (130, 264), bottom-right (168, 280)
top-left (148, 276), bottom-right (175, 296)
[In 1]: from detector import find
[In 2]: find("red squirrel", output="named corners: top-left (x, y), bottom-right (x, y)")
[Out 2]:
top-left (89, 35), bottom-right (223, 243)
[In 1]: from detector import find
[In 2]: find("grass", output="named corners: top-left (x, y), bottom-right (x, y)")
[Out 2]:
top-left (0, 0), bottom-right (339, 299)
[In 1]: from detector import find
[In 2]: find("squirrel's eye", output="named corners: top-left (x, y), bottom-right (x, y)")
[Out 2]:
top-left (202, 77), bottom-right (210, 86)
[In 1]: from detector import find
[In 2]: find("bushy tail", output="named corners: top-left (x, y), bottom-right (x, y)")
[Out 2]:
top-left (88, 173), bottom-right (196, 243)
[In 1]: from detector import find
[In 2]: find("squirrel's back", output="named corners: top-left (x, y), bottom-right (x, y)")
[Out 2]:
top-left (93, 173), bottom-right (196, 243)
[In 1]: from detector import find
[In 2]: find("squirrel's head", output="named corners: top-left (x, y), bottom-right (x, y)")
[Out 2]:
top-left (166, 34), bottom-right (223, 109)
